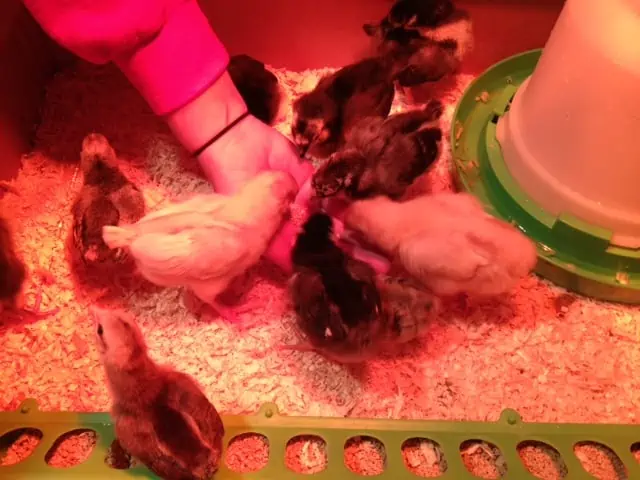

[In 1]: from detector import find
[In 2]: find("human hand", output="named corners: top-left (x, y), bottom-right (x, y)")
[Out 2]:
top-left (200, 114), bottom-right (314, 272)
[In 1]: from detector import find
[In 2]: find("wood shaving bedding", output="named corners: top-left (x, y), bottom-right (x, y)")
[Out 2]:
top-left (0, 61), bottom-right (639, 479)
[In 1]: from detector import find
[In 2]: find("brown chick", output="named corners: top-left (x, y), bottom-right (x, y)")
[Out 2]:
top-left (102, 171), bottom-right (298, 323)
top-left (342, 193), bottom-right (538, 298)
top-left (312, 99), bottom-right (443, 200)
top-left (92, 306), bottom-right (224, 480)
top-left (364, 0), bottom-right (474, 88)
top-left (71, 133), bottom-right (146, 268)
top-left (0, 215), bottom-right (58, 321)
top-left (291, 56), bottom-right (396, 158)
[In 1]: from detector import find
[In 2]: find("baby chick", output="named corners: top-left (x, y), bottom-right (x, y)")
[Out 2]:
top-left (102, 171), bottom-right (297, 323)
top-left (71, 133), bottom-right (145, 268)
top-left (228, 54), bottom-right (282, 125)
top-left (0, 215), bottom-right (57, 320)
top-left (285, 212), bottom-right (382, 362)
top-left (312, 99), bottom-right (443, 200)
top-left (92, 306), bottom-right (224, 480)
top-left (291, 56), bottom-right (396, 157)
top-left (364, 0), bottom-right (473, 87)
top-left (342, 193), bottom-right (538, 297)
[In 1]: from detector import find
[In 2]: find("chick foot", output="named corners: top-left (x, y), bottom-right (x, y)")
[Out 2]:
top-left (22, 285), bottom-right (59, 318)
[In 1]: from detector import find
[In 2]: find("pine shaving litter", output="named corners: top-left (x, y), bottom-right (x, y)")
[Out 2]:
top-left (44, 429), bottom-right (97, 468)
top-left (573, 442), bottom-right (628, 480)
top-left (285, 435), bottom-right (328, 474)
top-left (402, 438), bottom-right (447, 477)
top-left (460, 440), bottom-right (507, 479)
top-left (344, 436), bottom-right (387, 476)
top-left (225, 433), bottom-right (269, 473)
top-left (518, 441), bottom-right (568, 480)
top-left (0, 429), bottom-right (42, 466)
top-left (0, 59), bottom-right (639, 474)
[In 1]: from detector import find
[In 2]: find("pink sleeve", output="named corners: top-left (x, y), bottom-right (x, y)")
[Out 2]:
top-left (22, 0), bottom-right (230, 116)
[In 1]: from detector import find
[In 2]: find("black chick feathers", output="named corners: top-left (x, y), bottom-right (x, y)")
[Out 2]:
top-left (291, 56), bottom-right (396, 158)
top-left (290, 213), bottom-right (381, 347)
top-left (312, 98), bottom-right (444, 200)
top-left (71, 133), bottom-right (145, 268)
top-left (228, 54), bottom-right (282, 125)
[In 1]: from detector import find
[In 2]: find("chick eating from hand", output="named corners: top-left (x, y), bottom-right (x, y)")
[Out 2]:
top-left (102, 171), bottom-right (298, 323)
top-left (342, 193), bottom-right (538, 298)
top-left (312, 99), bottom-right (443, 200)
top-left (291, 56), bottom-right (396, 158)
top-left (228, 54), bottom-right (282, 125)
top-left (71, 133), bottom-right (145, 268)
top-left (364, 0), bottom-right (473, 88)
top-left (92, 306), bottom-right (224, 480)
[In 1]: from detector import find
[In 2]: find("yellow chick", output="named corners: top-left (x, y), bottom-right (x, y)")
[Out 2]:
top-left (102, 172), bottom-right (298, 322)
top-left (343, 193), bottom-right (538, 298)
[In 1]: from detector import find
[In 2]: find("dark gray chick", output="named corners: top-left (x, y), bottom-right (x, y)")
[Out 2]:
top-left (228, 54), bottom-right (282, 125)
top-left (364, 0), bottom-right (473, 87)
top-left (285, 212), bottom-right (383, 363)
top-left (312, 99), bottom-right (443, 200)
top-left (71, 133), bottom-right (145, 268)
top-left (291, 56), bottom-right (396, 158)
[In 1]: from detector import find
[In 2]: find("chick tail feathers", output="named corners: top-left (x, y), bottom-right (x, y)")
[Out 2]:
top-left (102, 225), bottom-right (135, 250)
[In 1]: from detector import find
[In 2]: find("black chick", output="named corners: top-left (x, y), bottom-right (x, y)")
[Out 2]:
top-left (363, 0), bottom-right (473, 87)
top-left (291, 56), bottom-right (396, 158)
top-left (71, 133), bottom-right (145, 268)
top-left (228, 54), bottom-right (282, 125)
top-left (287, 213), bottom-right (382, 362)
top-left (312, 99), bottom-right (443, 200)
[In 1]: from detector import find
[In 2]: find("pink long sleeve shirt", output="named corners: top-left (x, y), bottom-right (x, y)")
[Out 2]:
top-left (23, 0), bottom-right (230, 116)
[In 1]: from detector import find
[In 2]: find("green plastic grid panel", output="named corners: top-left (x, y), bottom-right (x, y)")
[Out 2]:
top-left (450, 48), bottom-right (640, 304)
top-left (2, 399), bottom-right (640, 478)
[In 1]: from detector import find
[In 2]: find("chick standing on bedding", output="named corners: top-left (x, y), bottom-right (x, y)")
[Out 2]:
top-left (92, 306), bottom-right (224, 480)
top-left (228, 54), bottom-right (282, 125)
top-left (291, 57), bottom-right (396, 158)
top-left (102, 171), bottom-right (298, 323)
top-left (0, 215), bottom-right (58, 320)
top-left (285, 212), bottom-right (382, 362)
top-left (71, 133), bottom-right (146, 267)
top-left (341, 193), bottom-right (538, 297)
top-left (364, 0), bottom-right (473, 87)
top-left (312, 99), bottom-right (443, 200)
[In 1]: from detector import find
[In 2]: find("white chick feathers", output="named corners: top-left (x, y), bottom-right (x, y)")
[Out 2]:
top-left (343, 192), bottom-right (538, 298)
top-left (102, 171), bottom-right (298, 322)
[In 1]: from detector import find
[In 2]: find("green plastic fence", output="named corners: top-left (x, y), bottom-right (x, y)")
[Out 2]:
top-left (2, 399), bottom-right (640, 478)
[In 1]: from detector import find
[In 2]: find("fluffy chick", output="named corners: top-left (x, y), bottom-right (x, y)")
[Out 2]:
top-left (92, 306), bottom-right (224, 480)
top-left (364, 0), bottom-right (473, 87)
top-left (312, 99), bottom-right (443, 200)
top-left (102, 171), bottom-right (297, 323)
top-left (228, 54), bottom-right (282, 125)
top-left (71, 133), bottom-right (145, 268)
top-left (342, 193), bottom-right (538, 297)
top-left (291, 56), bottom-right (396, 157)
top-left (286, 212), bottom-right (382, 363)
top-left (0, 215), bottom-right (58, 320)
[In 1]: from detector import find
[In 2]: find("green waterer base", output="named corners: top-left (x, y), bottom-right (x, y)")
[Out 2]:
top-left (2, 399), bottom-right (640, 478)
top-left (451, 49), bottom-right (640, 304)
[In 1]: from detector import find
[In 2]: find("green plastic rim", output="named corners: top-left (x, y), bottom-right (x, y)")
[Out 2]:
top-left (2, 399), bottom-right (640, 478)
top-left (451, 48), bottom-right (640, 304)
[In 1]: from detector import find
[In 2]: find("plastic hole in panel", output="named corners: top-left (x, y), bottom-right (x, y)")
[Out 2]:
top-left (225, 432), bottom-right (269, 473)
top-left (402, 437), bottom-right (447, 477)
top-left (459, 439), bottom-right (507, 479)
top-left (0, 428), bottom-right (43, 466)
top-left (285, 435), bottom-right (328, 475)
top-left (44, 429), bottom-right (97, 468)
top-left (517, 440), bottom-right (567, 479)
top-left (344, 435), bottom-right (387, 476)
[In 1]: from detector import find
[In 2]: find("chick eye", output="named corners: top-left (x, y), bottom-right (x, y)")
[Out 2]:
top-left (97, 324), bottom-right (103, 336)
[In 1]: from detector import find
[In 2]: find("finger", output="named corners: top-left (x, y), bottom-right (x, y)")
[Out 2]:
top-left (289, 160), bottom-right (314, 190)
top-left (264, 220), bottom-right (298, 274)
top-left (322, 196), bottom-right (352, 222)
top-left (294, 177), bottom-right (314, 206)
top-left (339, 241), bottom-right (392, 274)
